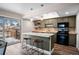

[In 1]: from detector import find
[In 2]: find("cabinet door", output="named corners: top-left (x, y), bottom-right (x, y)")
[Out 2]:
top-left (57, 18), bottom-right (62, 23)
top-left (41, 20), bottom-right (45, 28)
top-left (69, 34), bottom-right (76, 47)
top-left (49, 18), bottom-right (57, 27)
top-left (44, 18), bottom-right (57, 28)
top-left (68, 16), bottom-right (76, 28)
top-left (57, 17), bottom-right (68, 23)
top-left (44, 19), bottom-right (49, 24)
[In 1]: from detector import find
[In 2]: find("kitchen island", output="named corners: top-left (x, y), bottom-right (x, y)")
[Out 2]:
top-left (22, 32), bottom-right (55, 55)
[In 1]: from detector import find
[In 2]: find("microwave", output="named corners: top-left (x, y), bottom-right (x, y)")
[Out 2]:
top-left (58, 22), bottom-right (69, 28)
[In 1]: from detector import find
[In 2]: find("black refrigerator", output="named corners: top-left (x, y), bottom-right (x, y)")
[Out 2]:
top-left (57, 22), bottom-right (69, 45)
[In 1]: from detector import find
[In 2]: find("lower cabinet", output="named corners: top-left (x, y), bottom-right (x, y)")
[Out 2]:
top-left (55, 33), bottom-right (76, 47)
top-left (69, 34), bottom-right (76, 47)
top-left (53, 33), bottom-right (57, 43)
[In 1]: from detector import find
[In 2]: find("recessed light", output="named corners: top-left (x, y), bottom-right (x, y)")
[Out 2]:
top-left (30, 8), bottom-right (33, 11)
top-left (41, 4), bottom-right (44, 7)
top-left (65, 12), bottom-right (69, 14)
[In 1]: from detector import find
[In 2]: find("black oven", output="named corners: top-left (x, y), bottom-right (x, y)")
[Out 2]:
top-left (57, 22), bottom-right (69, 45)
top-left (57, 32), bottom-right (69, 45)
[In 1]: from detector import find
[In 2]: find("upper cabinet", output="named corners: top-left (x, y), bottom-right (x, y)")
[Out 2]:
top-left (41, 20), bottom-right (45, 28)
top-left (33, 15), bottom-right (76, 28)
top-left (57, 16), bottom-right (76, 28)
top-left (44, 19), bottom-right (50, 24)
top-left (49, 18), bottom-right (57, 27)
top-left (44, 18), bottom-right (57, 28)
top-left (68, 16), bottom-right (76, 28)
top-left (57, 17), bottom-right (68, 23)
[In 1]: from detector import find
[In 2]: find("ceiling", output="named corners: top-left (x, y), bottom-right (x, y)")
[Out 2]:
top-left (0, 3), bottom-right (50, 16)
top-left (0, 3), bottom-right (79, 19)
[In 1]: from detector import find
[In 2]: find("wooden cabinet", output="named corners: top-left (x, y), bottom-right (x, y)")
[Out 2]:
top-left (44, 18), bottom-right (57, 28)
top-left (57, 16), bottom-right (76, 28)
top-left (68, 16), bottom-right (76, 28)
top-left (49, 18), bottom-right (57, 27)
top-left (53, 33), bottom-right (57, 43)
top-left (69, 34), bottom-right (76, 47)
top-left (44, 19), bottom-right (49, 24)
top-left (57, 17), bottom-right (68, 23)
top-left (41, 20), bottom-right (45, 28)
top-left (33, 16), bottom-right (76, 28)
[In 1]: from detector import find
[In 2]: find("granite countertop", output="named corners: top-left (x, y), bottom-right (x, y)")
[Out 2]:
top-left (32, 28), bottom-right (58, 33)
top-left (22, 32), bottom-right (54, 37)
top-left (32, 28), bottom-right (76, 35)
top-left (69, 31), bottom-right (76, 34)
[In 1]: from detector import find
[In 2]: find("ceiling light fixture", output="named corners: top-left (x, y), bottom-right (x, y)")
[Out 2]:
top-left (42, 12), bottom-right (59, 19)
top-left (32, 12), bottom-right (59, 20)
top-left (65, 12), bottom-right (69, 15)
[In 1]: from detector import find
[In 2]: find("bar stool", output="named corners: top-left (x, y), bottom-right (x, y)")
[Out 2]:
top-left (32, 39), bottom-right (44, 55)
top-left (22, 37), bottom-right (32, 55)
top-left (22, 38), bottom-right (30, 48)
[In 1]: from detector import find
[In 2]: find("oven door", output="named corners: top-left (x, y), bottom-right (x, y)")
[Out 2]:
top-left (57, 34), bottom-right (69, 45)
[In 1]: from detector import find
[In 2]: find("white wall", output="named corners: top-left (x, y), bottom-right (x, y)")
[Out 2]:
top-left (76, 12), bottom-right (79, 50)
top-left (21, 19), bottom-right (34, 33)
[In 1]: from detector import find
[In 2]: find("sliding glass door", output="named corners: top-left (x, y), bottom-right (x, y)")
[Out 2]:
top-left (0, 16), bottom-right (21, 41)
top-left (0, 17), bottom-right (5, 41)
